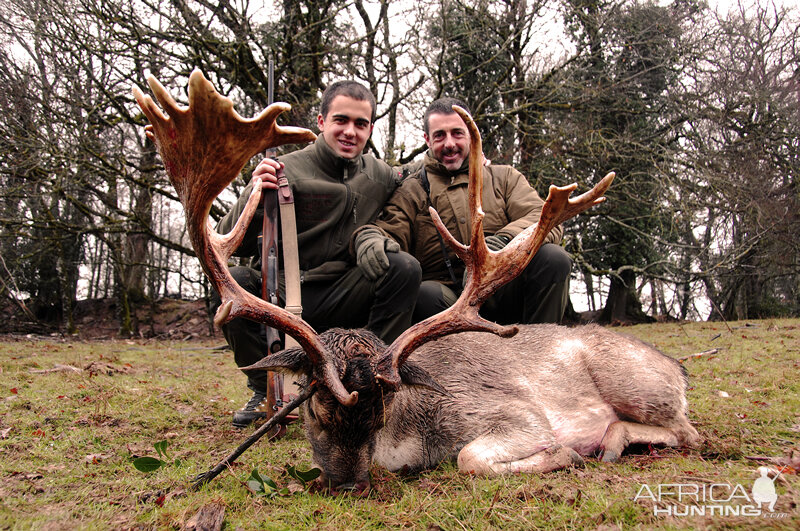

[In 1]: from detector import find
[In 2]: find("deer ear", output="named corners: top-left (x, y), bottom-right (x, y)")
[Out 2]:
top-left (241, 347), bottom-right (311, 374)
top-left (398, 362), bottom-right (451, 396)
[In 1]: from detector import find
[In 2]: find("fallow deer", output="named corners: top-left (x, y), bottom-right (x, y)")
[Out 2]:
top-left (134, 71), bottom-right (700, 495)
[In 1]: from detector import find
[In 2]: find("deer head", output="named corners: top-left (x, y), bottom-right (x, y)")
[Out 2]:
top-left (135, 72), bottom-right (614, 494)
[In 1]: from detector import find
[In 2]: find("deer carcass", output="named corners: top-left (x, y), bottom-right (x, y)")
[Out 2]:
top-left (134, 71), bottom-right (700, 495)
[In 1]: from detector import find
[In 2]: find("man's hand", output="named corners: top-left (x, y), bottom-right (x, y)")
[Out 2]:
top-left (354, 228), bottom-right (400, 280)
top-left (484, 233), bottom-right (511, 251)
top-left (252, 158), bottom-right (282, 190)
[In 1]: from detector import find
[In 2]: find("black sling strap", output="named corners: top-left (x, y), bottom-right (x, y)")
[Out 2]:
top-left (419, 166), bottom-right (459, 285)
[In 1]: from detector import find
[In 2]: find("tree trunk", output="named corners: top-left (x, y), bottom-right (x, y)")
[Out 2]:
top-left (123, 143), bottom-right (156, 303)
top-left (600, 269), bottom-right (654, 324)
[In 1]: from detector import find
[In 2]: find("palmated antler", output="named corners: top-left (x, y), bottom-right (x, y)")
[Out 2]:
top-left (133, 70), bottom-right (358, 406)
top-left (378, 106), bottom-right (615, 387)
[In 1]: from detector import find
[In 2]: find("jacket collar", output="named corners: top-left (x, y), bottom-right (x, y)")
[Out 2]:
top-left (423, 151), bottom-right (470, 184)
top-left (314, 134), bottom-right (363, 179)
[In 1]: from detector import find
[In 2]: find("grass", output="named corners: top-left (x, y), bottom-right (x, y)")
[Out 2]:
top-left (1, 319), bottom-right (798, 529)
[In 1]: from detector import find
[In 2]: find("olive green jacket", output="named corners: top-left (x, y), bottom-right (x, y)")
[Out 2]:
top-left (217, 135), bottom-right (400, 281)
top-left (373, 152), bottom-right (562, 283)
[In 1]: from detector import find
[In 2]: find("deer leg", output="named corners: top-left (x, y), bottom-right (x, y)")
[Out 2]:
top-left (457, 436), bottom-right (584, 476)
top-left (599, 421), bottom-right (689, 462)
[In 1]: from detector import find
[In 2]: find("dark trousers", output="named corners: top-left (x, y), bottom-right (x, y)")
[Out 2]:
top-left (413, 243), bottom-right (572, 325)
top-left (209, 252), bottom-right (421, 392)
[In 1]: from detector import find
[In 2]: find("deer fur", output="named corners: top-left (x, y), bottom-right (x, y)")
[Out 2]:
top-left (248, 325), bottom-right (700, 494)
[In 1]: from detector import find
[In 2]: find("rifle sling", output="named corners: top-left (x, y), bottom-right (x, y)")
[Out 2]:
top-left (419, 166), bottom-right (459, 286)
top-left (277, 176), bottom-right (302, 350)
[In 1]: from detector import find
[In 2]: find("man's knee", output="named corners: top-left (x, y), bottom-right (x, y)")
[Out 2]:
top-left (384, 251), bottom-right (422, 285)
top-left (528, 244), bottom-right (572, 283)
top-left (413, 281), bottom-right (457, 322)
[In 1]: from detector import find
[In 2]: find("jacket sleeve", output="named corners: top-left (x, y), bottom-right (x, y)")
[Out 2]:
top-left (373, 178), bottom-right (427, 253)
top-left (215, 181), bottom-right (263, 257)
top-left (497, 167), bottom-right (563, 245)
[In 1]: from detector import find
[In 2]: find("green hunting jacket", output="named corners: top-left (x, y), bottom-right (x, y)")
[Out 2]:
top-left (371, 152), bottom-right (562, 284)
top-left (217, 135), bottom-right (400, 282)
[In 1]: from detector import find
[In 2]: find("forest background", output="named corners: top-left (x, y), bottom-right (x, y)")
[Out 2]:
top-left (1, 0), bottom-right (798, 337)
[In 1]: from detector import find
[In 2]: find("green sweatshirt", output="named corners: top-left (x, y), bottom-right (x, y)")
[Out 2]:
top-left (217, 135), bottom-right (400, 281)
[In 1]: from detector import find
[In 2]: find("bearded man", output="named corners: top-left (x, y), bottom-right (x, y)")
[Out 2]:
top-left (363, 97), bottom-right (572, 325)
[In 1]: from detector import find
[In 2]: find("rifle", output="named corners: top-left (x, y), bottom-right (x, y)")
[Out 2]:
top-left (257, 57), bottom-right (294, 435)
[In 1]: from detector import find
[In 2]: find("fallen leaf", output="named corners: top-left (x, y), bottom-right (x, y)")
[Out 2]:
top-left (0, 427), bottom-right (11, 439)
top-left (184, 501), bottom-right (225, 531)
top-left (286, 480), bottom-right (305, 494)
top-left (84, 361), bottom-right (129, 375)
top-left (12, 472), bottom-right (43, 480)
top-left (777, 448), bottom-right (800, 470)
top-left (717, 390), bottom-right (730, 398)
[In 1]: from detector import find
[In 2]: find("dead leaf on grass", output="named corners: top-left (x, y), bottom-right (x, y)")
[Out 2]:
top-left (13, 472), bottom-right (43, 480)
top-left (0, 427), bottom-right (11, 439)
top-left (84, 361), bottom-right (130, 376)
top-left (183, 501), bottom-right (225, 531)
top-left (286, 480), bottom-right (305, 494)
top-left (745, 447), bottom-right (800, 474)
top-left (514, 484), bottom-right (557, 503)
top-left (417, 477), bottom-right (445, 494)
top-left (778, 447), bottom-right (800, 471)
top-left (84, 453), bottom-right (112, 464)
top-left (565, 488), bottom-right (582, 507)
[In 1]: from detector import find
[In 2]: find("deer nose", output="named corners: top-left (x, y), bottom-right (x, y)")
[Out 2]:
top-left (329, 479), bottom-right (371, 497)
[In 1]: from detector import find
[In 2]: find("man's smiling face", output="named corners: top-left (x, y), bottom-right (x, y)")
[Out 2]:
top-left (317, 95), bottom-right (374, 160)
top-left (424, 112), bottom-right (471, 172)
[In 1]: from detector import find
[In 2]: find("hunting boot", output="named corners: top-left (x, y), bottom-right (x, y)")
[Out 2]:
top-left (232, 373), bottom-right (298, 436)
top-left (232, 389), bottom-right (271, 429)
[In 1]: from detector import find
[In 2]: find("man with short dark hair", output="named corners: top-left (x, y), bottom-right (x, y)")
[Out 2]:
top-left (370, 96), bottom-right (572, 325)
top-left (212, 81), bottom-right (421, 428)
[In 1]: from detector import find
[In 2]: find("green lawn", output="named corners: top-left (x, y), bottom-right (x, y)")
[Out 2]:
top-left (1, 319), bottom-right (798, 529)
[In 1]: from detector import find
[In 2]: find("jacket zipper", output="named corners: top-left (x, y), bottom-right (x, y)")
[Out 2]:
top-left (343, 166), bottom-right (357, 225)
top-left (336, 166), bottom-right (353, 248)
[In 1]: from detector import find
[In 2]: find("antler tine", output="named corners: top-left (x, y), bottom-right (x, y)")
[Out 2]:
top-left (378, 107), bottom-right (615, 388)
top-left (133, 70), bottom-right (358, 407)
